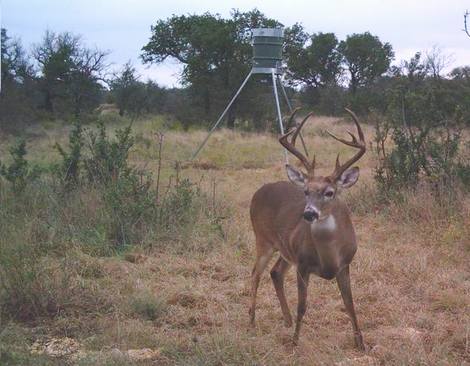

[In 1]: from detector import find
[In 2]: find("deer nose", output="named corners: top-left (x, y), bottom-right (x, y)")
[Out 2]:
top-left (303, 210), bottom-right (319, 222)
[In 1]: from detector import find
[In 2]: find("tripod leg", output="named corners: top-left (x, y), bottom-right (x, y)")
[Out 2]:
top-left (191, 71), bottom-right (252, 160)
top-left (272, 70), bottom-right (288, 163)
top-left (278, 75), bottom-right (292, 111)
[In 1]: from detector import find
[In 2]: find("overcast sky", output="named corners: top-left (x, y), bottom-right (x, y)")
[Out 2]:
top-left (2, 0), bottom-right (469, 87)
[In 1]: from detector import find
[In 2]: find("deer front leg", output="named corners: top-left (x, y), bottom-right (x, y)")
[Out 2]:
top-left (336, 265), bottom-right (365, 351)
top-left (249, 246), bottom-right (273, 327)
top-left (270, 256), bottom-right (292, 327)
top-left (293, 266), bottom-right (310, 345)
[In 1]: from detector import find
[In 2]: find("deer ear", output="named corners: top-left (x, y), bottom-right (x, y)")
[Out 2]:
top-left (337, 167), bottom-right (359, 189)
top-left (286, 164), bottom-right (306, 187)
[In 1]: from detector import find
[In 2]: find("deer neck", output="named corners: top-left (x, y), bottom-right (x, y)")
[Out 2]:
top-left (310, 214), bottom-right (337, 234)
top-left (307, 213), bottom-right (340, 276)
top-left (310, 213), bottom-right (338, 257)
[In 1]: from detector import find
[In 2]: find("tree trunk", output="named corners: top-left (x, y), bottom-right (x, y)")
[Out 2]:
top-left (350, 74), bottom-right (358, 95)
top-left (44, 90), bottom-right (54, 113)
top-left (227, 106), bottom-right (236, 129)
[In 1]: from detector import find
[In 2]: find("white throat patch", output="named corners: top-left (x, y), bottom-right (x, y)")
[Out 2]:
top-left (310, 214), bottom-right (336, 233)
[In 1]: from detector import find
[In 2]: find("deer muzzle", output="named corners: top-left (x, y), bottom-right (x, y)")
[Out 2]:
top-left (303, 208), bottom-right (319, 222)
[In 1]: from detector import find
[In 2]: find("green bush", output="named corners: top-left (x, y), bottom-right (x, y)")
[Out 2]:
top-left (0, 139), bottom-right (41, 192)
top-left (84, 121), bottom-right (134, 184)
top-left (373, 75), bottom-right (470, 199)
top-left (54, 120), bottom-right (83, 187)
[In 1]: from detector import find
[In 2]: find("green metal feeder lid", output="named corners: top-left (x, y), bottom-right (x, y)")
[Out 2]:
top-left (251, 28), bottom-right (284, 74)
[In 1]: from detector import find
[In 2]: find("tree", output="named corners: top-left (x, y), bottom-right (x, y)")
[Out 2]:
top-left (450, 66), bottom-right (470, 81)
top-left (109, 62), bottom-right (146, 116)
top-left (285, 30), bottom-right (342, 88)
top-left (391, 52), bottom-right (427, 82)
top-left (1, 28), bottom-right (33, 85)
top-left (339, 32), bottom-right (394, 93)
top-left (141, 9), bottom-right (281, 128)
top-left (32, 31), bottom-right (108, 116)
top-left (143, 80), bottom-right (166, 115)
top-left (0, 28), bottom-right (37, 131)
top-left (424, 45), bottom-right (453, 79)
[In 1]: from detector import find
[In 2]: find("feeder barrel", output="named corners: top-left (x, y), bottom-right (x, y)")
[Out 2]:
top-left (252, 28), bottom-right (284, 71)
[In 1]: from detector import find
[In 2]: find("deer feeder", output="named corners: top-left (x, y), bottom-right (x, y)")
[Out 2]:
top-left (192, 27), bottom-right (307, 161)
top-left (251, 28), bottom-right (284, 74)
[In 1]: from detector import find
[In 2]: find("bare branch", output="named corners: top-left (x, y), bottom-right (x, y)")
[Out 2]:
top-left (464, 10), bottom-right (470, 38)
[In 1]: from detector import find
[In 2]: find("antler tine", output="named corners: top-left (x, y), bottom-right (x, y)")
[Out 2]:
top-left (329, 108), bottom-right (366, 180)
top-left (284, 107), bottom-right (301, 132)
top-left (326, 130), bottom-right (358, 147)
top-left (279, 111), bottom-right (314, 173)
top-left (345, 108), bottom-right (365, 141)
top-left (279, 130), bottom-right (311, 172)
top-left (292, 112), bottom-right (314, 146)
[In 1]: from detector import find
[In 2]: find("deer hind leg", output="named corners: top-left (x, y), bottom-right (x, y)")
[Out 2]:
top-left (270, 256), bottom-right (293, 327)
top-left (336, 265), bottom-right (365, 351)
top-left (293, 267), bottom-right (310, 345)
top-left (249, 243), bottom-right (273, 327)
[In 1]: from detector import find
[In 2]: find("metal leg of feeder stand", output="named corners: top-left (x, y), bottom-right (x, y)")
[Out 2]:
top-left (272, 70), bottom-right (288, 163)
top-left (277, 75), bottom-right (309, 157)
top-left (191, 70), bottom-right (252, 160)
top-left (278, 74), bottom-right (292, 111)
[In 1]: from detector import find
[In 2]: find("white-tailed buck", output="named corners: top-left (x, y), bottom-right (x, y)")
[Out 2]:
top-left (249, 108), bottom-right (366, 350)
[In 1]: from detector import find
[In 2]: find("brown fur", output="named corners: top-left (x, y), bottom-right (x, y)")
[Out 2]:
top-left (249, 109), bottom-right (367, 349)
top-left (249, 180), bottom-right (364, 349)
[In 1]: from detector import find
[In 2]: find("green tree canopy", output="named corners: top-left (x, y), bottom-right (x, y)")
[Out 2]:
top-left (109, 62), bottom-right (146, 116)
top-left (1, 28), bottom-right (33, 84)
top-left (285, 29), bottom-right (342, 88)
top-left (0, 28), bottom-right (37, 130)
top-left (32, 30), bottom-right (108, 115)
top-left (339, 32), bottom-right (394, 93)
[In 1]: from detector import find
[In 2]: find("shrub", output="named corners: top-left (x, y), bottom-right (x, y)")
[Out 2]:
top-left (84, 121), bottom-right (134, 184)
top-left (101, 171), bottom-right (156, 247)
top-left (54, 120), bottom-right (83, 187)
top-left (0, 139), bottom-right (40, 192)
top-left (372, 77), bottom-right (470, 200)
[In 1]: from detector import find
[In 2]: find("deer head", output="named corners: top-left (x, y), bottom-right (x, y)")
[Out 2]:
top-left (279, 108), bottom-right (366, 222)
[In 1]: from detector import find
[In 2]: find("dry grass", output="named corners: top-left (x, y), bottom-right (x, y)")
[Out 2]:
top-left (1, 115), bottom-right (469, 365)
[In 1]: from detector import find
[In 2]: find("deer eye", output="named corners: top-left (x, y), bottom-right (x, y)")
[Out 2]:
top-left (324, 190), bottom-right (334, 198)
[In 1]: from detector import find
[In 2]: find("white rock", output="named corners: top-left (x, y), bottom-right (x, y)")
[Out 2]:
top-left (30, 337), bottom-right (81, 358)
top-left (126, 348), bottom-right (161, 361)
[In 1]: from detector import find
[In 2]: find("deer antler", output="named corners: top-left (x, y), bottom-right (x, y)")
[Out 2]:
top-left (284, 107), bottom-right (301, 132)
top-left (327, 108), bottom-right (366, 180)
top-left (279, 110), bottom-right (315, 174)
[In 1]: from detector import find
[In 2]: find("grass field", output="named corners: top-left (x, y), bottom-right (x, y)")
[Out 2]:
top-left (0, 114), bottom-right (469, 365)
